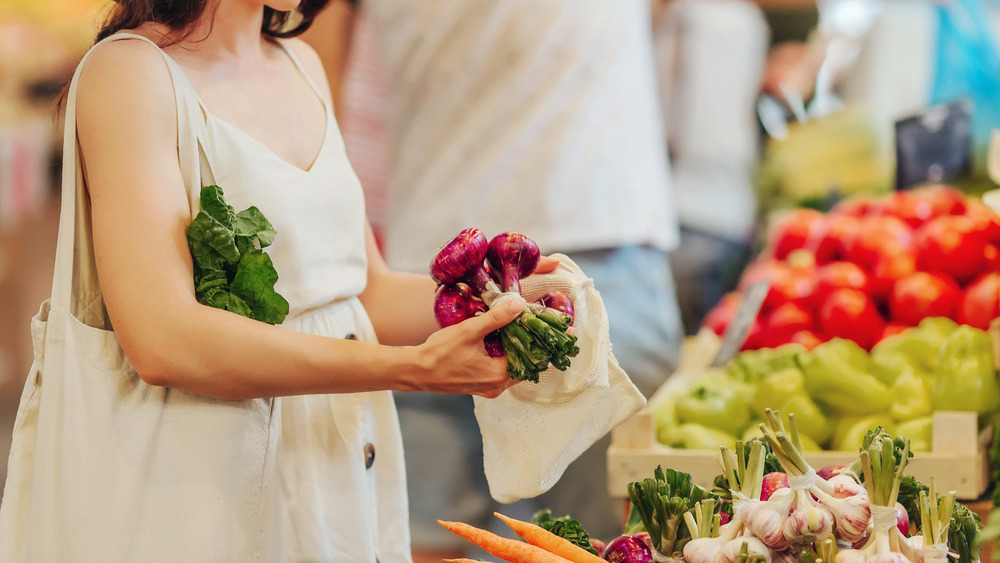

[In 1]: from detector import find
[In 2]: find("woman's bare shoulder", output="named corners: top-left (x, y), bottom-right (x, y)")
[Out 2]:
top-left (74, 34), bottom-right (177, 144)
top-left (279, 37), bottom-right (335, 104)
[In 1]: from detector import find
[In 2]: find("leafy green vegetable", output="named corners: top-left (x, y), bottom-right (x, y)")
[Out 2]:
top-left (711, 437), bottom-right (783, 504)
top-left (626, 465), bottom-right (718, 556)
top-left (530, 509), bottom-right (598, 555)
top-left (948, 500), bottom-right (982, 563)
top-left (187, 185), bottom-right (288, 325)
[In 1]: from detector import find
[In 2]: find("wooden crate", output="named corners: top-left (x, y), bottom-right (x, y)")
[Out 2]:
top-left (607, 409), bottom-right (992, 500)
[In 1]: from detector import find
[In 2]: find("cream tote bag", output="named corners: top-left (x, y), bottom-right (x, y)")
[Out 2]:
top-left (0, 34), bottom-right (279, 562)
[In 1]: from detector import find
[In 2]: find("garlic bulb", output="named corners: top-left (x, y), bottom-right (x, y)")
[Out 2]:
top-left (715, 537), bottom-right (773, 563)
top-left (783, 504), bottom-right (834, 544)
top-left (812, 486), bottom-right (871, 543)
top-left (866, 553), bottom-right (911, 563)
top-left (827, 474), bottom-right (867, 498)
top-left (683, 537), bottom-right (723, 563)
top-left (743, 490), bottom-right (793, 550)
top-left (834, 549), bottom-right (869, 563)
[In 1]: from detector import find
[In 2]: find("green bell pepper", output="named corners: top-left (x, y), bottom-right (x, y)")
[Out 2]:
top-left (831, 414), bottom-right (895, 452)
top-left (873, 317), bottom-right (959, 377)
top-left (932, 325), bottom-right (1000, 416)
top-left (894, 416), bottom-right (933, 453)
top-left (750, 367), bottom-right (806, 415)
top-left (742, 418), bottom-right (822, 451)
top-left (674, 376), bottom-right (751, 436)
top-left (658, 423), bottom-right (738, 450)
top-left (730, 343), bottom-right (809, 384)
top-left (781, 394), bottom-right (833, 447)
top-left (889, 370), bottom-right (932, 421)
top-left (799, 338), bottom-right (892, 415)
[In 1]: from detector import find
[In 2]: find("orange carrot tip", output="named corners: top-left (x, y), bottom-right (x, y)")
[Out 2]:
top-left (436, 519), bottom-right (575, 563)
top-left (493, 512), bottom-right (606, 563)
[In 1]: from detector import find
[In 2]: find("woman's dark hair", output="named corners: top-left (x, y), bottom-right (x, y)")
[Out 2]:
top-left (95, 0), bottom-right (331, 44)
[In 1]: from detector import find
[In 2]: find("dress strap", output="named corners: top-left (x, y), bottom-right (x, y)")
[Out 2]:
top-left (276, 41), bottom-right (332, 115)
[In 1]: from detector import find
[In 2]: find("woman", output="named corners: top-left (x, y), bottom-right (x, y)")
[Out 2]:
top-left (0, 1), bottom-right (547, 561)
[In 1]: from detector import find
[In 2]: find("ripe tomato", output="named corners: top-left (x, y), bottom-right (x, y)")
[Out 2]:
top-left (809, 214), bottom-right (861, 263)
top-left (762, 267), bottom-right (818, 312)
top-left (915, 215), bottom-right (989, 284)
top-left (738, 259), bottom-right (790, 292)
top-left (790, 329), bottom-right (826, 350)
top-left (842, 215), bottom-right (914, 269)
top-left (770, 209), bottom-right (826, 260)
top-left (831, 195), bottom-right (878, 218)
top-left (763, 301), bottom-right (814, 338)
top-left (869, 250), bottom-right (918, 302)
top-left (958, 273), bottom-right (1000, 330)
top-left (889, 271), bottom-right (961, 325)
top-left (702, 292), bottom-right (741, 336)
top-left (818, 288), bottom-right (886, 350)
top-left (878, 190), bottom-right (935, 229)
top-left (814, 261), bottom-right (870, 305)
top-left (964, 201), bottom-right (1000, 244)
top-left (741, 319), bottom-right (766, 351)
top-left (908, 184), bottom-right (967, 216)
top-left (985, 244), bottom-right (1000, 271)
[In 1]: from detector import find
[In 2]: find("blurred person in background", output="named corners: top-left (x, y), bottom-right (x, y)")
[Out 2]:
top-left (306, 0), bottom-right (684, 560)
top-left (652, 0), bottom-right (772, 335)
top-left (651, 0), bottom-right (823, 335)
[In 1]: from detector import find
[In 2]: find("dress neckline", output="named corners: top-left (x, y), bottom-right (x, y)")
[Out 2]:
top-left (149, 35), bottom-right (332, 175)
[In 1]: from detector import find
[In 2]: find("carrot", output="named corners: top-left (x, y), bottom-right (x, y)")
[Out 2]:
top-left (493, 512), bottom-right (606, 563)
top-left (436, 520), bottom-right (574, 563)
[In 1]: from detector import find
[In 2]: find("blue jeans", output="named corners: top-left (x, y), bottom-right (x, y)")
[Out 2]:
top-left (397, 245), bottom-right (683, 552)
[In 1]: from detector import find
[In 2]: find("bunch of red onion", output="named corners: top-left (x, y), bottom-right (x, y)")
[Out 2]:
top-left (430, 228), bottom-right (579, 382)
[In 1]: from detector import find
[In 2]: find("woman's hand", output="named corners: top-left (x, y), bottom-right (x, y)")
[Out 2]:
top-left (534, 255), bottom-right (560, 275)
top-left (407, 298), bottom-right (526, 398)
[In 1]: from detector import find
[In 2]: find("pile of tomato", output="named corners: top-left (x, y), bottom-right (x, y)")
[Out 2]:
top-left (704, 184), bottom-right (1000, 351)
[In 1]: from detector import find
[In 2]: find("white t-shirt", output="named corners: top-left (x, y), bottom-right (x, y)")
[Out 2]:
top-left (364, 0), bottom-right (679, 273)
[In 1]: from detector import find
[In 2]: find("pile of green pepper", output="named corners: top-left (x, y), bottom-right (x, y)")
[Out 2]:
top-left (655, 317), bottom-right (1000, 453)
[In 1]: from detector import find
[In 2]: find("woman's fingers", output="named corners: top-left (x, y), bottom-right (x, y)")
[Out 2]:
top-left (463, 297), bottom-right (524, 339)
top-left (533, 255), bottom-right (560, 275)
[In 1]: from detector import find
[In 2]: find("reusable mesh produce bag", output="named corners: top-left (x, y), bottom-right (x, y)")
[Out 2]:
top-left (473, 254), bottom-right (646, 502)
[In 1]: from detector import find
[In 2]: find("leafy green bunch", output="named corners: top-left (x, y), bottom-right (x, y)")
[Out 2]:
top-left (626, 466), bottom-right (718, 556)
top-left (187, 185), bottom-right (289, 324)
top-left (530, 509), bottom-right (598, 555)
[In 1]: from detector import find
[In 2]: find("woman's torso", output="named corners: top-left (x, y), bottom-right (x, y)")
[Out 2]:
top-left (124, 32), bottom-right (409, 561)
top-left (157, 33), bottom-right (370, 317)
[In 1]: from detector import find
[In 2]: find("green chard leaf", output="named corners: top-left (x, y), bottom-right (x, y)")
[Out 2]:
top-left (187, 186), bottom-right (288, 325)
top-left (530, 510), bottom-right (598, 555)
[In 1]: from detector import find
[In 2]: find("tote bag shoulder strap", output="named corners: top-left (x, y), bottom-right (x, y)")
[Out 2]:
top-left (51, 32), bottom-right (215, 316)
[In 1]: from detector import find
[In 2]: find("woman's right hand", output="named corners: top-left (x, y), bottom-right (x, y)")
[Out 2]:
top-left (405, 298), bottom-right (526, 398)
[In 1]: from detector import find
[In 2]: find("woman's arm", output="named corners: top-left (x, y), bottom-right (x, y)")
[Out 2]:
top-left (75, 39), bottom-right (519, 401)
top-left (358, 222), bottom-right (441, 346)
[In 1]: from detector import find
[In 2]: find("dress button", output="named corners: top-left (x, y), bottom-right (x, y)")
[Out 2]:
top-left (364, 443), bottom-right (376, 469)
top-left (345, 333), bottom-right (357, 340)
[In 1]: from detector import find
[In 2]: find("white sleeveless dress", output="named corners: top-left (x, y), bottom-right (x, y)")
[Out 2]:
top-left (0, 33), bottom-right (411, 563)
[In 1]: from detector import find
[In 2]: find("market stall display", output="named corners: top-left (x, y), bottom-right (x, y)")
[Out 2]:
top-left (444, 422), bottom-right (985, 562)
top-left (704, 185), bottom-right (1000, 353)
